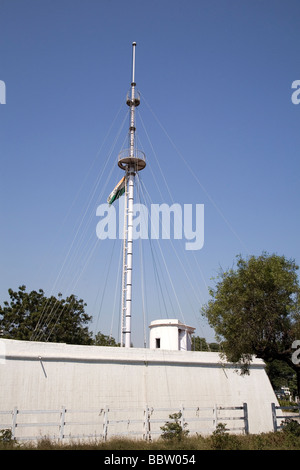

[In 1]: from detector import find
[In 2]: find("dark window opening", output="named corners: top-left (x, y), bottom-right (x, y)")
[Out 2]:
top-left (155, 338), bottom-right (161, 349)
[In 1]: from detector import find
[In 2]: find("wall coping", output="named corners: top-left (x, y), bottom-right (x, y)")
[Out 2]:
top-left (0, 338), bottom-right (265, 368)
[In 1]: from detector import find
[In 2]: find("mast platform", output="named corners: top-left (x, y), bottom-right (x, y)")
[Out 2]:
top-left (118, 148), bottom-right (146, 171)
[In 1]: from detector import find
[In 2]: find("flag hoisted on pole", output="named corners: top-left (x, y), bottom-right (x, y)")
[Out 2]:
top-left (107, 176), bottom-right (126, 205)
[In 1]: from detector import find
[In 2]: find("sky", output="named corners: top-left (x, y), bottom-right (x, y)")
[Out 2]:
top-left (1, 0), bottom-right (300, 347)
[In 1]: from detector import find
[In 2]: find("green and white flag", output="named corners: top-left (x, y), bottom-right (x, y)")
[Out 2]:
top-left (107, 176), bottom-right (126, 205)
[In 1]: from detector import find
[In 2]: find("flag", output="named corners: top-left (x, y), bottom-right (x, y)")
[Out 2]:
top-left (107, 176), bottom-right (126, 205)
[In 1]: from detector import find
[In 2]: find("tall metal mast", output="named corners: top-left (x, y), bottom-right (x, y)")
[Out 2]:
top-left (118, 42), bottom-right (146, 347)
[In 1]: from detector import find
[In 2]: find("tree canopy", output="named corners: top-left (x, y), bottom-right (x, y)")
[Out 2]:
top-left (93, 331), bottom-right (120, 347)
top-left (191, 336), bottom-right (220, 352)
top-left (201, 252), bottom-right (300, 394)
top-left (0, 285), bottom-right (93, 345)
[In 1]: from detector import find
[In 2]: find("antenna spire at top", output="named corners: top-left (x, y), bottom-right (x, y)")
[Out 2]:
top-left (131, 42), bottom-right (137, 85)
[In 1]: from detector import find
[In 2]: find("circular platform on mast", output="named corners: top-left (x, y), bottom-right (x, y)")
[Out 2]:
top-left (118, 148), bottom-right (146, 171)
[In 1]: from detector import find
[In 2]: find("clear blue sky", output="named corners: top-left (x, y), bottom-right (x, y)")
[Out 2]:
top-left (1, 0), bottom-right (300, 347)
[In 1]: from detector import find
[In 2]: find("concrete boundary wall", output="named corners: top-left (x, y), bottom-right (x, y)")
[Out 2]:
top-left (0, 339), bottom-right (280, 436)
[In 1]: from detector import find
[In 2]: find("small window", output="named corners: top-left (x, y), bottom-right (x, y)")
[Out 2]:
top-left (155, 338), bottom-right (161, 349)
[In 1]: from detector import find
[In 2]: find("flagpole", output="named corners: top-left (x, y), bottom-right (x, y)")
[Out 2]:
top-left (118, 42), bottom-right (146, 347)
top-left (120, 177), bottom-right (127, 347)
top-left (124, 170), bottom-right (134, 348)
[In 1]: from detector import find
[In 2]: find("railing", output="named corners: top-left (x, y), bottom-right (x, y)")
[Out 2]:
top-left (0, 403), bottom-right (249, 442)
top-left (143, 404), bottom-right (248, 440)
top-left (271, 403), bottom-right (300, 431)
top-left (118, 148), bottom-right (146, 163)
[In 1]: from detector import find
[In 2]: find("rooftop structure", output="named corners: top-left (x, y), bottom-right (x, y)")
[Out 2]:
top-left (149, 319), bottom-right (195, 351)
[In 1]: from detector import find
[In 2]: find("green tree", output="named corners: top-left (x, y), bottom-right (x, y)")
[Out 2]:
top-left (93, 332), bottom-right (120, 347)
top-left (192, 336), bottom-right (209, 351)
top-left (266, 360), bottom-right (298, 398)
top-left (201, 253), bottom-right (300, 395)
top-left (192, 336), bottom-right (221, 352)
top-left (209, 342), bottom-right (221, 352)
top-left (0, 285), bottom-right (93, 345)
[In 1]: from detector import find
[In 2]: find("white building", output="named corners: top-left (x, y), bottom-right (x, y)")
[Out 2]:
top-left (149, 319), bottom-right (195, 351)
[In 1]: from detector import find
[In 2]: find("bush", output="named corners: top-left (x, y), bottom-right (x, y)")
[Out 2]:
top-left (278, 399), bottom-right (299, 408)
top-left (211, 423), bottom-right (230, 450)
top-left (160, 412), bottom-right (189, 441)
top-left (0, 429), bottom-right (16, 449)
top-left (210, 423), bottom-right (242, 450)
top-left (281, 418), bottom-right (300, 437)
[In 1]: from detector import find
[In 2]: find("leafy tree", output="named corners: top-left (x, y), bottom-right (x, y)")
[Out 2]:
top-left (266, 360), bottom-right (298, 398)
top-left (192, 336), bottom-right (209, 351)
top-left (201, 253), bottom-right (300, 395)
top-left (192, 336), bottom-right (220, 351)
top-left (93, 332), bottom-right (120, 347)
top-left (0, 285), bottom-right (93, 345)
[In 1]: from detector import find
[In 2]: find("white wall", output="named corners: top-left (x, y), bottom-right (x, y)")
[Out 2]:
top-left (0, 339), bottom-right (280, 438)
top-left (149, 324), bottom-right (179, 350)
